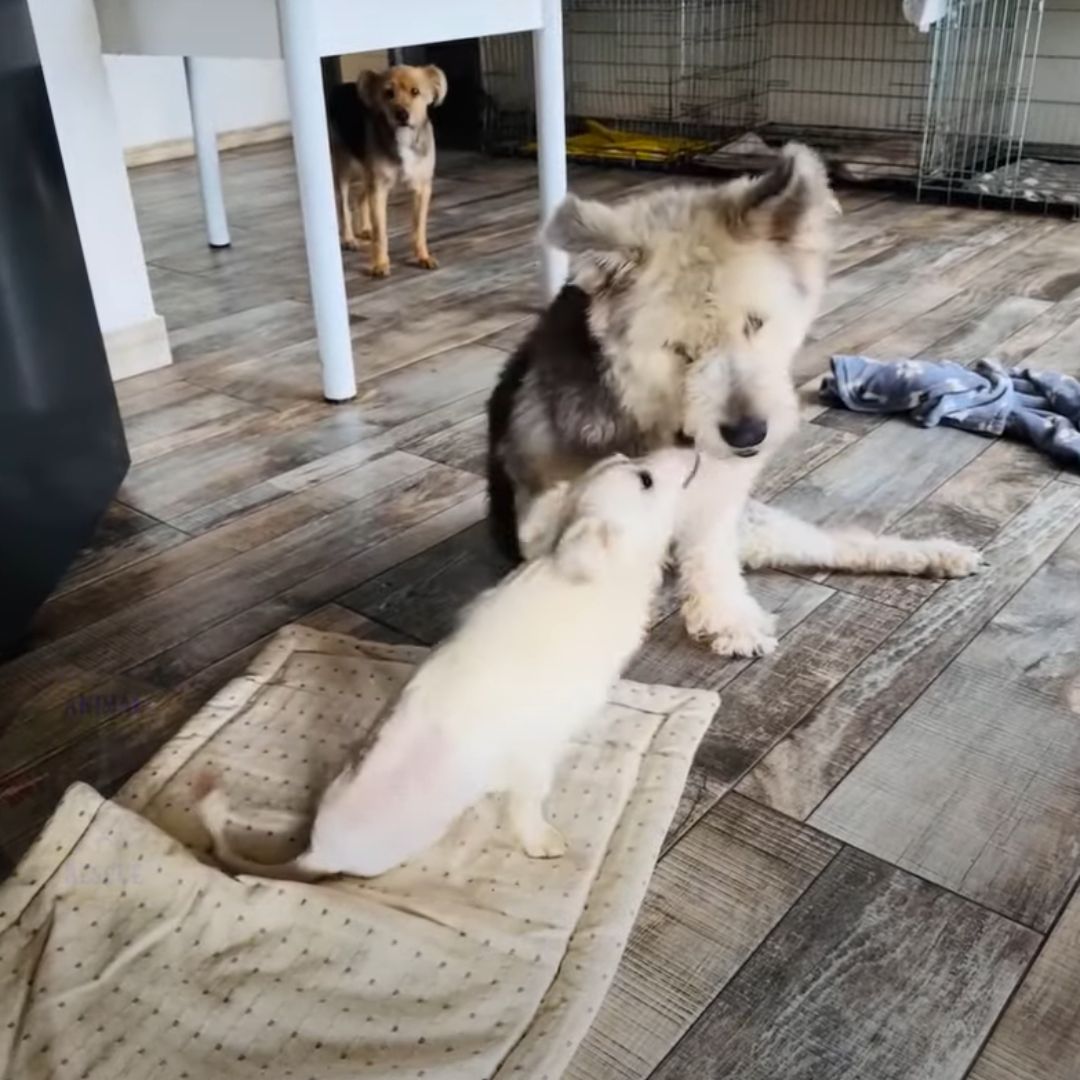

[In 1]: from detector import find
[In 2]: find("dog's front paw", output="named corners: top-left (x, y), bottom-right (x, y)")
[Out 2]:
top-left (341, 237), bottom-right (362, 251)
top-left (522, 823), bottom-right (567, 860)
top-left (682, 596), bottom-right (778, 658)
top-left (919, 539), bottom-right (985, 578)
top-left (369, 261), bottom-right (391, 279)
top-left (706, 623), bottom-right (778, 658)
top-left (415, 253), bottom-right (439, 270)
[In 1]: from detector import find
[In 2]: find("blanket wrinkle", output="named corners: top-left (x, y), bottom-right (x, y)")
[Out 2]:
top-left (821, 354), bottom-right (1080, 470)
top-left (4, 909), bottom-right (52, 1054)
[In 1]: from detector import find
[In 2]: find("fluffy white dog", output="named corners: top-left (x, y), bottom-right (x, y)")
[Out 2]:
top-left (196, 447), bottom-right (699, 880)
top-left (487, 144), bottom-right (982, 658)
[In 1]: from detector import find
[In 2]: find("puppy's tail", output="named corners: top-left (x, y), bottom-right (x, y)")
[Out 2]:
top-left (194, 782), bottom-right (328, 883)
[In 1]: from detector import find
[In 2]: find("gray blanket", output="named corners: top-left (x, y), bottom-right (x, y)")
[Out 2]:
top-left (821, 355), bottom-right (1080, 470)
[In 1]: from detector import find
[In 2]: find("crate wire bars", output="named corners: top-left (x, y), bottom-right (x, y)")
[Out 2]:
top-left (920, 1), bottom-right (1080, 210)
top-left (478, 0), bottom-right (1080, 213)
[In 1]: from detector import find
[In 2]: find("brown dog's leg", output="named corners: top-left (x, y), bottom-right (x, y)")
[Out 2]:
top-left (367, 178), bottom-right (391, 277)
top-left (357, 191), bottom-right (372, 240)
top-left (411, 181), bottom-right (437, 269)
top-left (338, 175), bottom-right (361, 251)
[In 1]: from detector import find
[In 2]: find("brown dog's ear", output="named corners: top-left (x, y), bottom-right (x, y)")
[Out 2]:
top-left (357, 69), bottom-right (385, 106)
top-left (423, 65), bottom-right (448, 106)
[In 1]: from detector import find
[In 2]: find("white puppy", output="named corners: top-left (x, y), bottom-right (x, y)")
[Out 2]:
top-left (197, 447), bottom-right (699, 880)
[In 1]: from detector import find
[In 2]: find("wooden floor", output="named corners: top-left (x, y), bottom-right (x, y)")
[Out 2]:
top-left (4, 142), bottom-right (1080, 1079)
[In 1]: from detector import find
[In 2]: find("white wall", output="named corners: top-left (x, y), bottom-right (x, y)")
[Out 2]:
top-left (1025, 0), bottom-right (1080, 146)
top-left (766, 0), bottom-right (931, 133)
top-left (478, 0), bottom-right (1078, 150)
top-left (105, 56), bottom-right (289, 150)
top-left (478, 2), bottom-right (926, 137)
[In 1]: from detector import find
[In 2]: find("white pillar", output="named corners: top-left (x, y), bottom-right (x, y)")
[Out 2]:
top-left (183, 56), bottom-right (231, 249)
top-left (27, 0), bottom-right (172, 380)
top-left (533, 0), bottom-right (569, 300)
top-left (276, 0), bottom-right (357, 403)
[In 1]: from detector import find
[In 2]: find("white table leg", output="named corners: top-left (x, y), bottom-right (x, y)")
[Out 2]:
top-left (276, 0), bottom-right (357, 403)
top-left (183, 56), bottom-right (231, 249)
top-left (534, 0), bottom-right (569, 300)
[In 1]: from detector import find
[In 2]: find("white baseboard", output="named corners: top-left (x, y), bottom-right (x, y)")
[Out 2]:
top-left (104, 314), bottom-right (173, 381)
top-left (124, 121), bottom-right (291, 169)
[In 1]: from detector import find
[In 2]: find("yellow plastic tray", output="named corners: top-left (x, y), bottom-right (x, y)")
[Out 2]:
top-left (526, 119), bottom-right (715, 164)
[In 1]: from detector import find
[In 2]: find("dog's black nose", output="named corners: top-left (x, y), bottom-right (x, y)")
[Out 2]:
top-left (719, 417), bottom-right (768, 454)
top-left (395, 107), bottom-right (410, 125)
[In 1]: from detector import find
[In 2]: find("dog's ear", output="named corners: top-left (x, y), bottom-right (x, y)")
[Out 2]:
top-left (544, 194), bottom-right (638, 256)
top-left (422, 65), bottom-right (448, 106)
top-left (734, 142), bottom-right (834, 243)
top-left (517, 481), bottom-right (571, 560)
top-left (554, 516), bottom-right (615, 583)
top-left (357, 69), bottom-right (384, 106)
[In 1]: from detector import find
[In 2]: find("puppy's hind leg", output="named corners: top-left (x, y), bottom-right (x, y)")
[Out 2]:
top-left (505, 761), bottom-right (566, 859)
top-left (739, 500), bottom-right (984, 578)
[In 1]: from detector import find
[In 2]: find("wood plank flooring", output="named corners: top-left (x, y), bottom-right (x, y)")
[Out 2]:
top-left (3, 141), bottom-right (1080, 1078)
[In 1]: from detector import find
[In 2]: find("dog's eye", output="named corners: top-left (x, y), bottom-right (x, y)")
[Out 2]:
top-left (637, 470), bottom-right (654, 491)
top-left (384, 87), bottom-right (395, 100)
top-left (410, 87), bottom-right (420, 97)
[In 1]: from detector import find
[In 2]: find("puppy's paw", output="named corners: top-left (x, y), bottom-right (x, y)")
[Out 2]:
top-left (522, 823), bottom-right (567, 860)
top-left (706, 624), bottom-right (778, 658)
top-left (340, 237), bottom-right (362, 252)
top-left (357, 227), bottom-right (372, 241)
top-left (414, 252), bottom-right (439, 270)
top-left (919, 539), bottom-right (984, 578)
top-left (682, 596), bottom-right (777, 658)
top-left (369, 261), bottom-right (391, 279)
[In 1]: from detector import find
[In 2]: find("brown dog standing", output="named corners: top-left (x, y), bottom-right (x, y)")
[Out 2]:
top-left (326, 65), bottom-right (447, 277)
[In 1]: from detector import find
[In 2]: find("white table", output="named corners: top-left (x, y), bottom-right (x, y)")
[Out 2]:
top-left (95, 0), bottom-right (569, 402)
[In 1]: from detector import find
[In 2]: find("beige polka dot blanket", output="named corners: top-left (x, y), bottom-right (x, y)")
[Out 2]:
top-left (0, 625), bottom-right (717, 1080)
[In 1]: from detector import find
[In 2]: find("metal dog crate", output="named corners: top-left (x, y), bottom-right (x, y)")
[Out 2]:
top-left (478, 0), bottom-right (1080, 213)
top-left (919, 1), bottom-right (1080, 212)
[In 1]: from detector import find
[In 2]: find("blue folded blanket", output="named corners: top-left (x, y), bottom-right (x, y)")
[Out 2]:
top-left (821, 355), bottom-right (1080, 470)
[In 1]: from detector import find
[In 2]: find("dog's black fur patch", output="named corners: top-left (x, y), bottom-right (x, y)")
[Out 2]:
top-left (530, 287), bottom-right (642, 454)
top-left (487, 348), bottom-right (529, 563)
top-left (487, 285), bottom-right (646, 563)
top-left (326, 82), bottom-right (401, 167)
